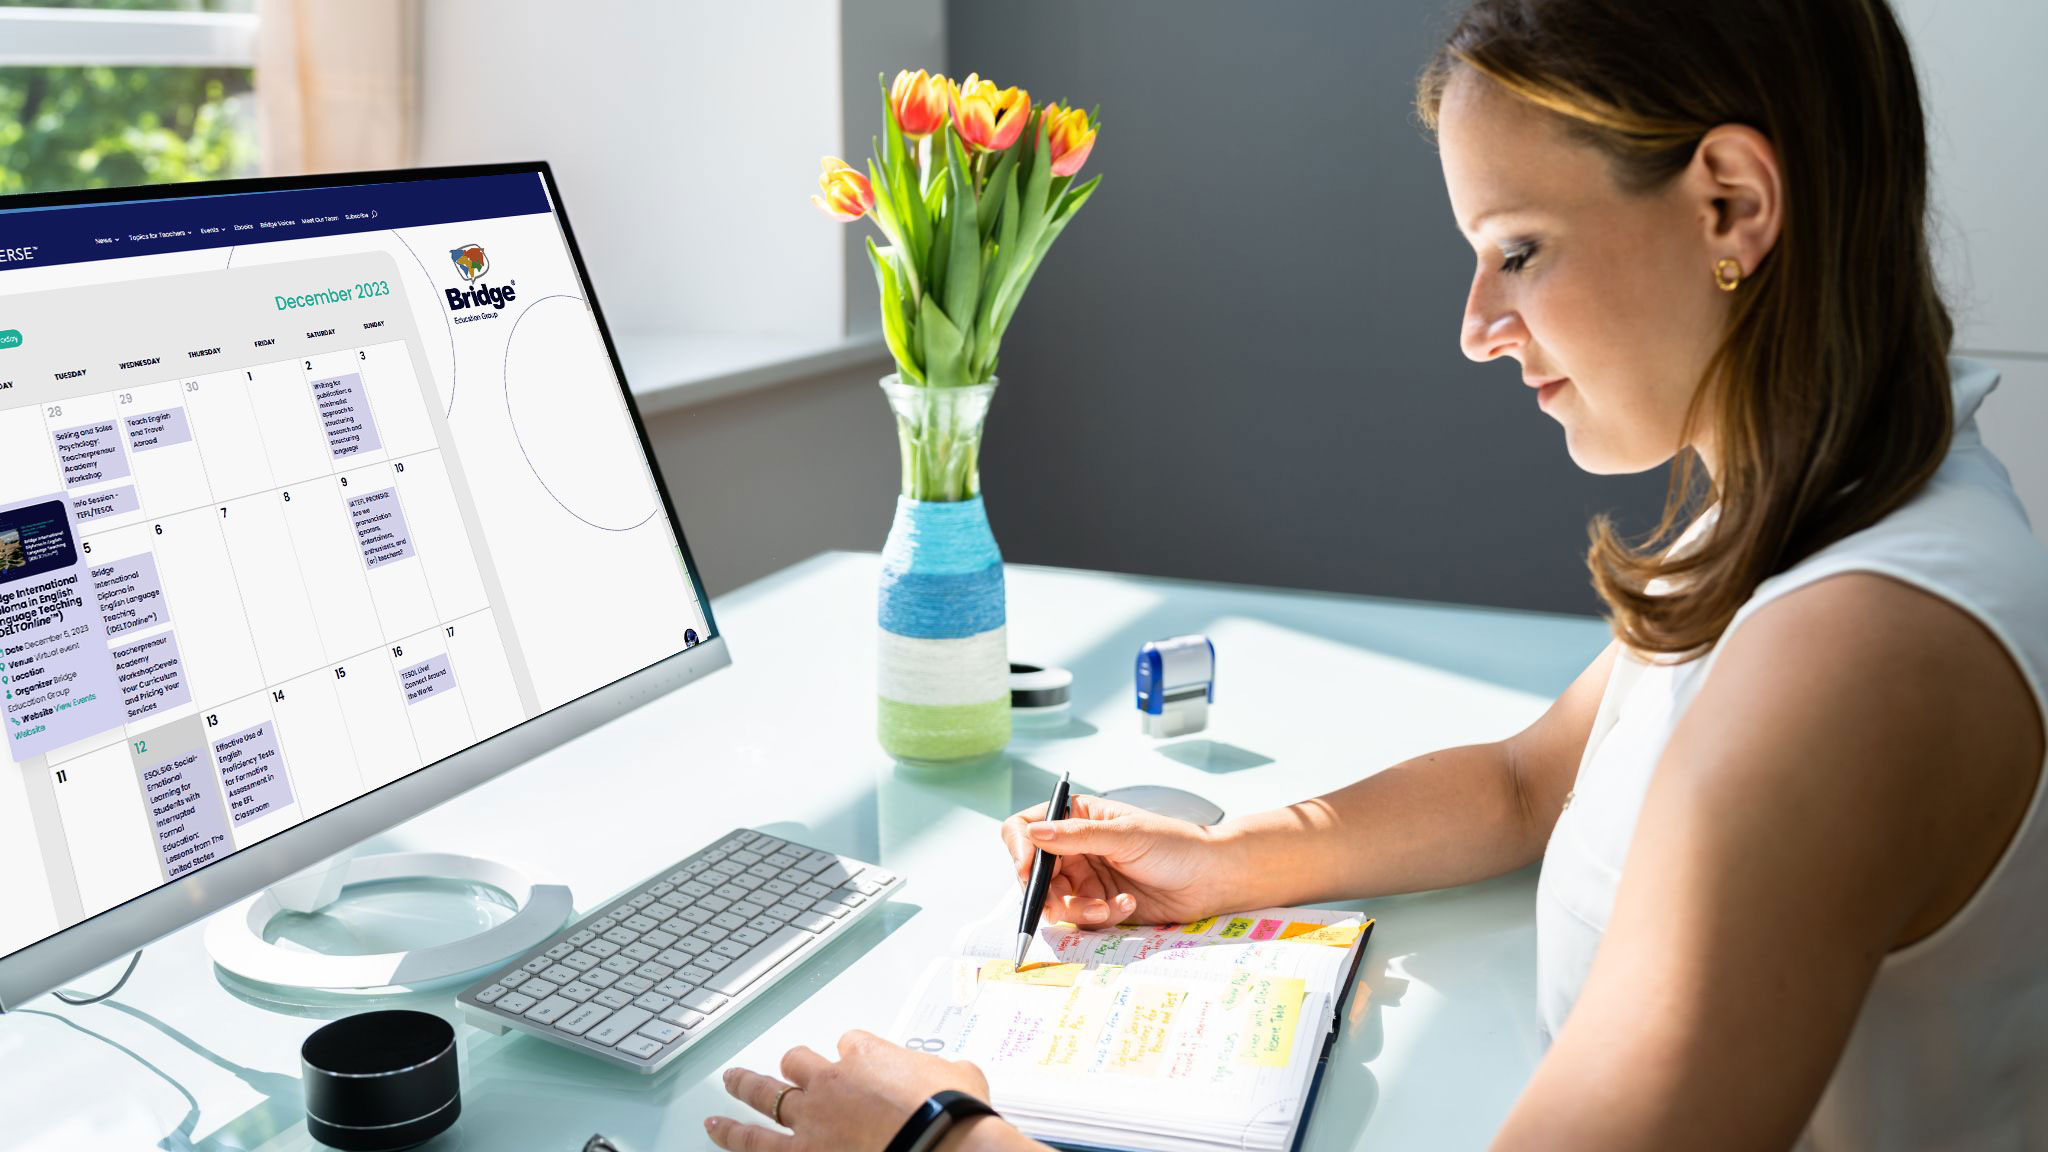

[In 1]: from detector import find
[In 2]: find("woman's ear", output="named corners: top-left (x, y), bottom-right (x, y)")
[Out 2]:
top-left (1690, 123), bottom-right (1782, 278)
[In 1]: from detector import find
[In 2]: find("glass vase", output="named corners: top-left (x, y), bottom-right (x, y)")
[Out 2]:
top-left (876, 374), bottom-right (1011, 764)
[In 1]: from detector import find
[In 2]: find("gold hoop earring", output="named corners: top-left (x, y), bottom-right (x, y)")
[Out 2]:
top-left (1714, 257), bottom-right (1742, 292)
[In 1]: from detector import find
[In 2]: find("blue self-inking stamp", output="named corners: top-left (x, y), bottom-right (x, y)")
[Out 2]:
top-left (1136, 634), bottom-right (1215, 738)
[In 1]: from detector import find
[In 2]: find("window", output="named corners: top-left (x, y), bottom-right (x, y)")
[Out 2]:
top-left (0, 0), bottom-right (258, 195)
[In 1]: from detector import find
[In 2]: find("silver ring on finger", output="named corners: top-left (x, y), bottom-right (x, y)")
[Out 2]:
top-left (772, 1084), bottom-right (800, 1127)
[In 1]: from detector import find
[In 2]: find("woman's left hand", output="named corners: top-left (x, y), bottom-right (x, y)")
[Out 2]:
top-left (706, 1029), bottom-right (1000, 1151)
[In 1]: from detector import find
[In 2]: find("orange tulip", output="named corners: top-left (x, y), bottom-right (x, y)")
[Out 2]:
top-left (890, 69), bottom-right (950, 138)
top-left (1042, 102), bottom-right (1097, 178)
top-left (810, 155), bottom-right (873, 221)
top-left (948, 73), bottom-right (1030, 152)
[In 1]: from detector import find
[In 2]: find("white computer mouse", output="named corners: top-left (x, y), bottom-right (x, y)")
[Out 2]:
top-left (1099, 784), bottom-right (1225, 827)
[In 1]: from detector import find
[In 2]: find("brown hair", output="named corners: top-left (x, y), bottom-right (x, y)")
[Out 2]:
top-left (1415, 0), bottom-right (1955, 659)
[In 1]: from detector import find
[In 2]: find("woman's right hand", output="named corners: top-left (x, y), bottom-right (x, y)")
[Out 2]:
top-left (1000, 793), bottom-right (1239, 927)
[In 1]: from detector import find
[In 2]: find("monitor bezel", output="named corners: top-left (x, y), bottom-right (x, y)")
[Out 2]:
top-left (0, 161), bottom-right (729, 1009)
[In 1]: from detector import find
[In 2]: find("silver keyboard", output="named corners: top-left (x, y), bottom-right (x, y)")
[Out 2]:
top-left (457, 828), bottom-right (902, 1073)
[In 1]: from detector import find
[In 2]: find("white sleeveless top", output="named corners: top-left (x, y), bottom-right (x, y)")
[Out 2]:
top-left (1534, 355), bottom-right (2048, 1150)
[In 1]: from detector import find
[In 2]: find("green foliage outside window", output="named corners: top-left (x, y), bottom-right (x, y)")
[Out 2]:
top-left (0, 0), bottom-right (258, 196)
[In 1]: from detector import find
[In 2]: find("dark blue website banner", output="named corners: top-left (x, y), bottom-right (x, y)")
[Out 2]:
top-left (0, 171), bottom-right (551, 272)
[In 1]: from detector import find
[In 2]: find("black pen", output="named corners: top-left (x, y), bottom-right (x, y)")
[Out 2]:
top-left (1015, 769), bottom-right (1073, 968)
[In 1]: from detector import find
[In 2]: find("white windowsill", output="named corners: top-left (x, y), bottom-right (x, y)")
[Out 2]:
top-left (612, 330), bottom-right (892, 419)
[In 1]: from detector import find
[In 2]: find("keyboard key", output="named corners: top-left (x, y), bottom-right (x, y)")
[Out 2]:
top-left (628, 894), bottom-right (656, 909)
top-left (609, 906), bottom-right (635, 921)
top-left (797, 882), bottom-right (832, 900)
top-left (791, 911), bottom-right (833, 933)
top-left (752, 836), bottom-right (787, 854)
top-left (705, 927), bottom-right (808, 996)
top-left (812, 861), bottom-right (860, 888)
top-left (585, 939), bottom-right (620, 959)
top-left (678, 964), bottom-right (716, 984)
top-left (733, 830), bottom-right (761, 844)
top-left (589, 917), bottom-right (618, 934)
top-left (616, 1034), bottom-right (665, 1059)
top-left (677, 906), bottom-right (714, 926)
top-left (714, 883), bottom-right (749, 902)
top-left (654, 978), bottom-right (693, 998)
top-left (731, 849), bottom-right (763, 866)
top-left (559, 981), bottom-right (598, 1003)
top-left (649, 882), bottom-right (674, 897)
top-left (780, 894), bottom-right (816, 912)
top-left (761, 878), bottom-right (797, 897)
top-left (546, 942), bottom-right (575, 960)
top-left (635, 962), bottom-right (675, 981)
top-left (615, 974), bottom-right (654, 996)
top-left (730, 927), bottom-right (767, 948)
top-left (596, 988), bottom-right (634, 1010)
top-left (711, 860), bottom-right (746, 878)
top-left (587, 1006), bottom-right (654, 1046)
top-left (583, 969), bottom-right (619, 989)
top-left (814, 900), bottom-right (854, 919)
top-left (634, 992), bottom-right (675, 1013)
top-left (731, 874), bottom-right (764, 892)
top-left (521, 979), bottom-right (559, 999)
top-left (624, 915), bottom-right (659, 933)
top-left (637, 1019), bottom-right (685, 1045)
top-left (658, 894), bottom-right (696, 914)
top-left (766, 852), bottom-right (802, 870)
top-left (664, 871), bottom-right (690, 886)
top-left (622, 942), bottom-right (658, 962)
top-left (713, 940), bottom-right (750, 961)
top-left (692, 925), bottom-right (729, 945)
top-left (731, 900), bottom-right (766, 919)
top-left (749, 916), bottom-right (788, 935)
top-left (476, 984), bottom-right (507, 1003)
top-left (697, 895), bottom-right (732, 914)
top-left (679, 879), bottom-right (715, 898)
top-left (712, 912), bottom-right (747, 931)
top-left (827, 887), bottom-right (868, 907)
top-left (746, 863), bottom-right (782, 881)
top-left (660, 1005), bottom-right (707, 1029)
top-left (495, 991), bottom-right (537, 1015)
top-left (696, 953), bottom-right (731, 972)
top-left (603, 927), bottom-right (638, 947)
top-left (676, 937), bottom-right (711, 956)
top-left (568, 929), bottom-right (597, 946)
top-left (556, 1002), bottom-right (612, 1036)
top-left (563, 951), bottom-right (600, 972)
top-left (522, 956), bottom-right (553, 974)
top-left (601, 955), bottom-right (639, 976)
top-left (542, 965), bottom-right (579, 985)
top-left (680, 988), bottom-right (728, 1014)
top-left (771, 902), bottom-right (809, 923)
top-left (500, 970), bottom-right (530, 989)
top-left (642, 905), bottom-right (676, 923)
top-left (851, 878), bottom-right (886, 896)
top-left (643, 929), bottom-right (678, 949)
top-left (655, 948), bottom-right (692, 968)
top-left (796, 851), bottom-right (836, 875)
top-left (525, 995), bottom-right (574, 1024)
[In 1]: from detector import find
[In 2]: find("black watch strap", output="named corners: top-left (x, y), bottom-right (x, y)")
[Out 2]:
top-left (882, 1089), bottom-right (998, 1152)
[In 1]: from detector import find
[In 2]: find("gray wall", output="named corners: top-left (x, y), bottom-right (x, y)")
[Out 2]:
top-left (949, 0), bottom-right (1667, 616)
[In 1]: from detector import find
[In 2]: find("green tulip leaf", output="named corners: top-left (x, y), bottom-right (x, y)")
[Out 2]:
top-left (920, 294), bottom-right (967, 389)
top-left (943, 126), bottom-right (982, 369)
top-left (868, 237), bottom-right (924, 385)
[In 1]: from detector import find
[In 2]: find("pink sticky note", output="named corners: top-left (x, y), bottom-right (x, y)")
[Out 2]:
top-left (1249, 919), bottom-right (1284, 941)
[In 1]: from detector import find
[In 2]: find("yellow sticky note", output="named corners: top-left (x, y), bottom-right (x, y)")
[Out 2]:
top-left (1244, 976), bottom-right (1307, 1067)
top-left (980, 961), bottom-right (1087, 987)
top-left (1182, 916), bottom-right (1219, 935)
top-left (1278, 920), bottom-right (1369, 948)
top-left (1218, 917), bottom-right (1255, 939)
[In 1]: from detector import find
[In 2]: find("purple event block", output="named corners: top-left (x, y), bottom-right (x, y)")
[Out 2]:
top-left (399, 653), bottom-right (456, 705)
top-left (2, 494), bottom-right (125, 763)
top-left (71, 484), bottom-right (140, 527)
top-left (348, 487), bottom-right (415, 570)
top-left (124, 407), bottom-right (194, 453)
top-left (212, 720), bottom-right (294, 826)
top-left (110, 630), bottom-right (192, 723)
top-left (138, 745), bottom-right (231, 879)
top-left (92, 552), bottom-right (172, 638)
top-left (52, 420), bottom-right (132, 488)
top-left (310, 373), bottom-right (383, 459)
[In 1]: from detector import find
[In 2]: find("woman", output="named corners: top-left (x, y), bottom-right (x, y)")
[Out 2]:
top-left (708, 0), bottom-right (2047, 1148)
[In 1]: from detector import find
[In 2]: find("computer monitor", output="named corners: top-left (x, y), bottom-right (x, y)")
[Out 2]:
top-left (0, 163), bottom-right (727, 1009)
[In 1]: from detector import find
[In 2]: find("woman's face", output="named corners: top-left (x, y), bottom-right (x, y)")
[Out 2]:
top-left (1437, 70), bottom-right (1752, 475)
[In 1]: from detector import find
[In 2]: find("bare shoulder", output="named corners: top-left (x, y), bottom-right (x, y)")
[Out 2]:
top-left (1675, 570), bottom-right (2043, 945)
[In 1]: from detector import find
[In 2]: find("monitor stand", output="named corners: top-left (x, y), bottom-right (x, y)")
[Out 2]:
top-left (203, 852), bottom-right (572, 997)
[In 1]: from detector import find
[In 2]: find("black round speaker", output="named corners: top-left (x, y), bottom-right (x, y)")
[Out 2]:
top-left (301, 1009), bottom-right (461, 1150)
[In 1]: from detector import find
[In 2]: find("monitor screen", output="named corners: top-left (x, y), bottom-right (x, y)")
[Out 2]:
top-left (0, 167), bottom-right (711, 964)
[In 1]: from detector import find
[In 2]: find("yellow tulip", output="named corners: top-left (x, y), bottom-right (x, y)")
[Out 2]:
top-left (890, 69), bottom-right (950, 139)
top-left (810, 155), bottom-right (873, 221)
top-left (1042, 102), bottom-right (1097, 178)
top-left (949, 72), bottom-right (1030, 153)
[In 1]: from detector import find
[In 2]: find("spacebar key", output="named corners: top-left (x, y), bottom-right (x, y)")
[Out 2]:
top-left (705, 927), bottom-right (809, 996)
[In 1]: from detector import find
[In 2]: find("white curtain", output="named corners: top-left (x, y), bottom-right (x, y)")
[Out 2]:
top-left (256, 0), bottom-right (419, 175)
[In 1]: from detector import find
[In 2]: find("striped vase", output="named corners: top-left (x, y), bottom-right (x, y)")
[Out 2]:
top-left (876, 376), bottom-right (1011, 763)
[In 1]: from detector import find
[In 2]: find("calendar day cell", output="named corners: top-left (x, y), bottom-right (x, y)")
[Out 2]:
top-left (148, 505), bottom-right (264, 706)
top-left (244, 359), bottom-right (332, 488)
top-left (200, 692), bottom-right (302, 849)
top-left (391, 450), bottom-right (489, 618)
top-left (278, 478), bottom-right (383, 664)
top-left (48, 739), bottom-right (162, 915)
top-left (329, 651), bottom-right (422, 790)
top-left (337, 467), bottom-right (438, 642)
top-left (264, 667), bottom-right (364, 820)
top-left (115, 379), bottom-right (212, 517)
top-left (305, 349), bottom-right (390, 469)
top-left (182, 370), bottom-right (277, 501)
top-left (0, 404), bottom-right (63, 497)
top-left (388, 627), bottom-right (477, 769)
top-left (45, 391), bottom-right (129, 493)
top-left (0, 761), bottom-right (61, 959)
top-left (444, 608), bottom-right (528, 741)
top-left (357, 341), bottom-right (438, 459)
top-left (217, 492), bottom-right (327, 683)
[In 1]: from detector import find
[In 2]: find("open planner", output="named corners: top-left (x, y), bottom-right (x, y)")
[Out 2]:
top-left (890, 902), bottom-right (1375, 1152)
